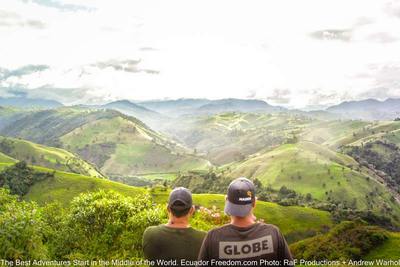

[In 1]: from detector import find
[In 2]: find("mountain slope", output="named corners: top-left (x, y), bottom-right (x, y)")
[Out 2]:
top-left (0, 151), bottom-right (17, 163)
top-left (0, 136), bottom-right (103, 178)
top-left (326, 98), bottom-right (400, 120)
top-left (195, 98), bottom-right (284, 115)
top-left (0, 107), bottom-right (210, 176)
top-left (139, 98), bottom-right (285, 117)
top-left (0, 97), bottom-right (63, 109)
top-left (225, 141), bottom-right (400, 219)
top-left (23, 169), bottom-right (333, 242)
top-left (83, 100), bottom-right (167, 130)
top-left (164, 112), bottom-right (312, 165)
top-left (138, 98), bottom-right (212, 117)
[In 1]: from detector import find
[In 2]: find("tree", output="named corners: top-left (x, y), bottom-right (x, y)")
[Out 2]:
top-left (0, 161), bottom-right (53, 196)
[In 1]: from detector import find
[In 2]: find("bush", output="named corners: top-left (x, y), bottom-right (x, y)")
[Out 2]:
top-left (0, 188), bottom-right (48, 260)
top-left (290, 220), bottom-right (388, 260)
top-left (52, 190), bottom-right (165, 259)
top-left (0, 161), bottom-right (53, 196)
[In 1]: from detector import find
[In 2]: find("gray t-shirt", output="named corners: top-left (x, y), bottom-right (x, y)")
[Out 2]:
top-left (198, 223), bottom-right (294, 267)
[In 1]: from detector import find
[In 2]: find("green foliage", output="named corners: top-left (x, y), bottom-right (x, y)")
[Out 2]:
top-left (190, 205), bottom-right (230, 231)
top-left (0, 161), bottom-right (53, 196)
top-left (290, 220), bottom-right (389, 260)
top-left (347, 141), bottom-right (400, 187)
top-left (24, 167), bottom-right (145, 207)
top-left (0, 188), bottom-right (48, 260)
top-left (0, 136), bottom-right (104, 178)
top-left (51, 190), bottom-right (165, 259)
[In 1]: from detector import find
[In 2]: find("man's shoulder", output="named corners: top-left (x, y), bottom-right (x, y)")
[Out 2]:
top-left (190, 227), bottom-right (207, 238)
top-left (206, 223), bottom-right (282, 235)
top-left (143, 225), bottom-right (164, 236)
top-left (258, 222), bottom-right (281, 231)
top-left (206, 224), bottom-right (233, 236)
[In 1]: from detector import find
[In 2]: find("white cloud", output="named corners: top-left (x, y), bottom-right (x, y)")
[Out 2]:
top-left (0, 0), bottom-right (399, 108)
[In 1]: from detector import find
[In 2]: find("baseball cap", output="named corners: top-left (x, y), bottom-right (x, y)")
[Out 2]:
top-left (224, 177), bottom-right (256, 217)
top-left (168, 187), bottom-right (193, 211)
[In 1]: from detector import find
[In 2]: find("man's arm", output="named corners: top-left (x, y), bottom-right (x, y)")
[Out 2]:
top-left (197, 231), bottom-right (212, 263)
top-left (276, 229), bottom-right (294, 266)
top-left (142, 227), bottom-right (158, 261)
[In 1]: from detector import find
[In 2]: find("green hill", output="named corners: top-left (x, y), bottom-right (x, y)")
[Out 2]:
top-left (165, 112), bottom-right (313, 165)
top-left (0, 151), bottom-right (17, 163)
top-left (23, 170), bottom-right (332, 243)
top-left (364, 232), bottom-right (400, 261)
top-left (0, 107), bottom-right (211, 176)
top-left (0, 136), bottom-right (103, 178)
top-left (225, 141), bottom-right (400, 219)
top-left (24, 166), bottom-right (145, 206)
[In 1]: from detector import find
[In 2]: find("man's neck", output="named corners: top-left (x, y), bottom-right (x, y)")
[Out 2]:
top-left (166, 217), bottom-right (190, 228)
top-left (231, 214), bottom-right (257, 228)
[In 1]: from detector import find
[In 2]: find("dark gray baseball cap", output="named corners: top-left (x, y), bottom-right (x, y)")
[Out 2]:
top-left (168, 187), bottom-right (193, 211)
top-left (224, 177), bottom-right (256, 217)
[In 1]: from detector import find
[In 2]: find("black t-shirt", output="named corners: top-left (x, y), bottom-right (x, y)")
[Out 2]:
top-left (198, 223), bottom-right (294, 267)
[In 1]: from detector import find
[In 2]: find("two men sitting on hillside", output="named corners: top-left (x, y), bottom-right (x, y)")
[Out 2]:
top-left (143, 178), bottom-right (294, 267)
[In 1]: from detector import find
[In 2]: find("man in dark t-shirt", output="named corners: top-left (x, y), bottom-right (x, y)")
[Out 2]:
top-left (143, 187), bottom-right (206, 266)
top-left (198, 178), bottom-right (294, 267)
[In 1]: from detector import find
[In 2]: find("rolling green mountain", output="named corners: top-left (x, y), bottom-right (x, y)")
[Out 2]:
top-left (0, 106), bottom-right (29, 130)
top-left (138, 98), bottom-right (214, 117)
top-left (0, 136), bottom-right (103, 178)
top-left (81, 100), bottom-right (167, 130)
top-left (225, 141), bottom-right (400, 219)
top-left (0, 151), bottom-right (16, 163)
top-left (164, 112), bottom-right (313, 165)
top-left (0, 107), bottom-right (210, 176)
top-left (20, 165), bottom-right (332, 242)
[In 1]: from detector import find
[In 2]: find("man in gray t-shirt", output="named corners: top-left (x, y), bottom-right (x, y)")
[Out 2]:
top-left (198, 178), bottom-right (294, 267)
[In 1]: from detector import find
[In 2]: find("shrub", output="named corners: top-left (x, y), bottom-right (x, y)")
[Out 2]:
top-left (290, 220), bottom-right (388, 260)
top-left (52, 190), bottom-right (165, 259)
top-left (0, 188), bottom-right (48, 260)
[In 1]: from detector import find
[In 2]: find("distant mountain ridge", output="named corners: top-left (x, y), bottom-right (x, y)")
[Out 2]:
top-left (326, 98), bottom-right (400, 120)
top-left (0, 97), bottom-right (63, 109)
top-left (79, 100), bottom-right (166, 130)
top-left (139, 98), bottom-right (285, 117)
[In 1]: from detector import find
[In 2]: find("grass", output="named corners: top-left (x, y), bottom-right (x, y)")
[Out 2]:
top-left (364, 232), bottom-right (400, 261)
top-left (0, 136), bottom-right (103, 178)
top-left (24, 167), bottom-right (145, 206)
top-left (20, 167), bottom-right (333, 243)
top-left (138, 172), bottom-right (177, 181)
top-left (226, 141), bottom-right (400, 217)
top-left (60, 116), bottom-right (210, 176)
top-left (0, 152), bottom-right (16, 163)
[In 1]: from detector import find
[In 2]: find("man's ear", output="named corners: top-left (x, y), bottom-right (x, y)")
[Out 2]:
top-left (189, 205), bottom-right (195, 216)
top-left (252, 198), bottom-right (257, 208)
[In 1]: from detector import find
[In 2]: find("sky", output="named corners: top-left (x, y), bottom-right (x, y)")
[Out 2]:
top-left (0, 0), bottom-right (400, 109)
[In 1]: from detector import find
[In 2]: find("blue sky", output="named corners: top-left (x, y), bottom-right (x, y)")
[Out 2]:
top-left (0, 0), bottom-right (400, 108)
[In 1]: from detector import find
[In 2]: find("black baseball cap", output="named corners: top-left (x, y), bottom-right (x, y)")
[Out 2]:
top-left (224, 177), bottom-right (256, 217)
top-left (168, 187), bottom-right (193, 211)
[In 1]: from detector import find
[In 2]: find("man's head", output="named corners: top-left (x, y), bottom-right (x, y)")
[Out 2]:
top-left (224, 177), bottom-right (256, 218)
top-left (167, 187), bottom-right (194, 218)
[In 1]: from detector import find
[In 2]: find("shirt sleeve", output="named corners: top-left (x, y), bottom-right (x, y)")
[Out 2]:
top-left (276, 229), bottom-right (294, 266)
top-left (197, 231), bottom-right (212, 263)
top-left (142, 227), bottom-right (158, 261)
